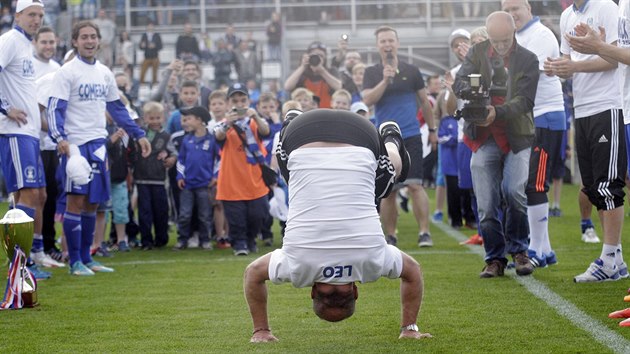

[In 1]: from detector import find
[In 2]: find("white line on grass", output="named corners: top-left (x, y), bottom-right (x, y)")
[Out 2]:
top-left (433, 222), bottom-right (630, 354)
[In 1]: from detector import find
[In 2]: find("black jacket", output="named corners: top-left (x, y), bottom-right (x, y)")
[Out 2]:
top-left (107, 124), bottom-right (134, 184)
top-left (132, 129), bottom-right (175, 184)
top-left (139, 32), bottom-right (162, 59)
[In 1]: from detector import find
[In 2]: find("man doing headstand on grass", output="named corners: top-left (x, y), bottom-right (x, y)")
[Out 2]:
top-left (243, 109), bottom-right (431, 342)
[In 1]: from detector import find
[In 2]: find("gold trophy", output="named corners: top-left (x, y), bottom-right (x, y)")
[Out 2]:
top-left (0, 208), bottom-right (38, 308)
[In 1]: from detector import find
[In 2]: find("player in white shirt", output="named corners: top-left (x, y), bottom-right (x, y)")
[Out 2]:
top-left (564, 0), bottom-right (630, 325)
top-left (244, 110), bottom-right (430, 343)
top-left (502, 0), bottom-right (567, 268)
top-left (0, 0), bottom-right (56, 278)
top-left (545, 0), bottom-right (626, 283)
top-left (47, 21), bottom-right (151, 276)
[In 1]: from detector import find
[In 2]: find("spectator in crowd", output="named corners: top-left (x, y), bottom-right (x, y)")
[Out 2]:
top-left (199, 32), bottom-right (212, 62)
top-left (246, 79), bottom-right (261, 107)
top-left (139, 22), bottom-right (163, 86)
top-left (455, 11), bottom-right (538, 278)
top-left (42, 0), bottom-right (60, 32)
top-left (0, 7), bottom-right (14, 34)
top-left (150, 58), bottom-right (183, 115)
top-left (175, 22), bottom-right (200, 62)
top-left (284, 41), bottom-right (341, 108)
top-left (54, 34), bottom-right (69, 64)
top-left (92, 9), bottom-right (116, 67)
top-left (290, 87), bottom-right (315, 112)
top-left (235, 40), bottom-right (259, 84)
top-left (266, 11), bottom-right (282, 61)
top-left (351, 62), bottom-right (366, 103)
top-left (180, 60), bottom-right (212, 109)
top-left (133, 102), bottom-right (177, 250)
top-left (546, 0), bottom-right (626, 282)
top-left (213, 83), bottom-right (270, 256)
top-left (174, 106), bottom-right (216, 250)
top-left (116, 30), bottom-right (134, 71)
top-left (222, 23), bottom-right (241, 50)
top-left (212, 38), bottom-right (236, 89)
top-left (502, 0), bottom-right (566, 268)
top-left (166, 80), bottom-right (201, 134)
top-left (47, 20), bottom-right (151, 275)
top-left (362, 25), bottom-right (436, 247)
top-left (331, 89), bottom-right (352, 110)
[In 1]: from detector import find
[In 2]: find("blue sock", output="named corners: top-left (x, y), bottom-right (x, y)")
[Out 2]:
top-left (63, 212), bottom-right (82, 265)
top-left (80, 212), bottom-right (96, 264)
top-left (15, 205), bottom-right (42, 253)
top-left (581, 219), bottom-right (594, 233)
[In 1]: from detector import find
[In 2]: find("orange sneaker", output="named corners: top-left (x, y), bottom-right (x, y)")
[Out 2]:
top-left (620, 318), bottom-right (630, 327)
top-left (609, 308), bottom-right (630, 318)
top-left (460, 234), bottom-right (483, 245)
top-left (624, 295), bottom-right (630, 302)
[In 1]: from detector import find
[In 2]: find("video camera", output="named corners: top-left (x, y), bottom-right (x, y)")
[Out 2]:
top-left (455, 57), bottom-right (508, 123)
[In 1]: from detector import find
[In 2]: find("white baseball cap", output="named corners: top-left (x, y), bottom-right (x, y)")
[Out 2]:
top-left (16, 0), bottom-right (44, 13)
top-left (448, 29), bottom-right (470, 46)
top-left (351, 101), bottom-right (369, 114)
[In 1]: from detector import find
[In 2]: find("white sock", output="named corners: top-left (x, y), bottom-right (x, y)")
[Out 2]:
top-left (617, 244), bottom-right (625, 267)
top-left (527, 203), bottom-right (548, 257)
top-left (601, 244), bottom-right (618, 268)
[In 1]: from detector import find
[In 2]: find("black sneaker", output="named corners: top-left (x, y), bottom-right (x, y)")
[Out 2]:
top-left (46, 247), bottom-right (64, 262)
top-left (418, 233), bottom-right (433, 247)
top-left (386, 235), bottom-right (398, 246)
top-left (378, 121), bottom-right (409, 182)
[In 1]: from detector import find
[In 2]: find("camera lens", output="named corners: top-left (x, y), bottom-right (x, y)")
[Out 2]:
top-left (309, 54), bottom-right (321, 66)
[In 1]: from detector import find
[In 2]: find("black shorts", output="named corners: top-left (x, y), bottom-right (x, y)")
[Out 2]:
top-left (277, 109), bottom-right (397, 199)
top-left (575, 109), bottom-right (627, 210)
top-left (525, 128), bottom-right (564, 205)
top-left (401, 135), bottom-right (424, 186)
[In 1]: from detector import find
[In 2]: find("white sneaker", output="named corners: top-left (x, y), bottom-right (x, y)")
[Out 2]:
top-left (574, 258), bottom-right (620, 283)
top-left (188, 232), bottom-right (200, 248)
top-left (31, 251), bottom-right (66, 268)
top-left (581, 227), bottom-right (600, 243)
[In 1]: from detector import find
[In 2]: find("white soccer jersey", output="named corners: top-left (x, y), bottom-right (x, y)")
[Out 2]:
top-left (0, 28), bottom-right (41, 138)
top-left (33, 56), bottom-right (60, 80)
top-left (268, 147), bottom-right (403, 288)
top-left (37, 72), bottom-right (57, 151)
top-left (560, 0), bottom-right (622, 118)
top-left (48, 56), bottom-right (120, 145)
top-left (516, 18), bottom-right (565, 117)
top-left (620, 0), bottom-right (630, 123)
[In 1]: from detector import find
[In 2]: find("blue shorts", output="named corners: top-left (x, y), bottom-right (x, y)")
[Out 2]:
top-left (0, 134), bottom-right (46, 193)
top-left (457, 142), bottom-right (473, 189)
top-left (59, 139), bottom-right (110, 205)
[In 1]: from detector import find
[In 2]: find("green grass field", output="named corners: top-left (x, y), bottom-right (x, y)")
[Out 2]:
top-left (1, 183), bottom-right (630, 353)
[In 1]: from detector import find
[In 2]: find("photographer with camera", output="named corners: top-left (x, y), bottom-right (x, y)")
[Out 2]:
top-left (454, 11), bottom-right (539, 278)
top-left (284, 41), bottom-right (341, 108)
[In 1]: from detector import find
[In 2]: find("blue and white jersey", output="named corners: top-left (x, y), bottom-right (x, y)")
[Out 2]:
top-left (0, 27), bottom-right (41, 138)
top-left (47, 56), bottom-right (144, 145)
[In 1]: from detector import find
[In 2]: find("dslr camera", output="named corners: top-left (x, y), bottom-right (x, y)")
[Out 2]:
top-left (455, 57), bottom-right (508, 123)
top-left (308, 54), bottom-right (321, 66)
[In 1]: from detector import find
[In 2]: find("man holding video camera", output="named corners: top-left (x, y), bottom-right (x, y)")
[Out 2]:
top-left (454, 11), bottom-right (539, 278)
top-left (284, 41), bottom-right (341, 108)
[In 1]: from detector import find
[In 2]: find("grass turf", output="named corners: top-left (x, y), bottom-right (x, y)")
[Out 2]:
top-left (1, 183), bottom-right (629, 353)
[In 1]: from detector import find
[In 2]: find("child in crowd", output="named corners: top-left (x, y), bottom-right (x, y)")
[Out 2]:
top-left (207, 90), bottom-right (230, 248)
top-left (351, 63), bottom-right (366, 103)
top-left (174, 106), bottom-right (217, 250)
top-left (290, 87), bottom-right (315, 112)
top-left (331, 89), bottom-right (352, 110)
top-left (134, 102), bottom-right (177, 250)
top-left (166, 80), bottom-right (201, 134)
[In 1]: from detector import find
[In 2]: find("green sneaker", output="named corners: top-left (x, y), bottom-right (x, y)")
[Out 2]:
top-left (86, 261), bottom-right (115, 273)
top-left (70, 261), bottom-right (95, 276)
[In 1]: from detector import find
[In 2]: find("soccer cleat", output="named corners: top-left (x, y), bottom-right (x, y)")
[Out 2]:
top-left (545, 251), bottom-right (558, 266)
top-left (460, 234), bottom-right (483, 245)
top-left (527, 249), bottom-right (547, 268)
top-left (609, 308), bottom-right (630, 319)
top-left (581, 227), bottom-right (600, 243)
top-left (574, 258), bottom-right (620, 283)
top-left (86, 261), bottom-right (114, 273)
top-left (46, 247), bottom-right (64, 262)
top-left (379, 121), bottom-right (409, 182)
top-left (621, 318), bottom-right (630, 327)
top-left (28, 264), bottom-right (52, 279)
top-left (418, 233), bottom-right (433, 247)
top-left (431, 211), bottom-right (443, 223)
top-left (386, 235), bottom-right (398, 246)
top-left (32, 251), bottom-right (66, 268)
top-left (398, 190), bottom-right (409, 213)
top-left (618, 262), bottom-right (629, 279)
top-left (69, 261), bottom-right (95, 276)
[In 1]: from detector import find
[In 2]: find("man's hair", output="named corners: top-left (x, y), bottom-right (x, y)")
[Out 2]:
top-left (352, 62), bottom-right (366, 75)
top-left (470, 26), bottom-right (489, 43)
top-left (209, 90), bottom-right (227, 102)
top-left (72, 21), bottom-right (101, 42)
top-left (183, 61), bottom-right (201, 71)
top-left (143, 101), bottom-right (164, 116)
top-left (115, 72), bottom-right (129, 80)
top-left (258, 92), bottom-right (277, 104)
top-left (374, 25), bottom-right (398, 39)
top-left (331, 89), bottom-right (351, 103)
top-left (312, 287), bottom-right (356, 322)
top-left (291, 87), bottom-right (314, 101)
top-left (35, 26), bottom-right (54, 41)
top-left (180, 80), bottom-right (199, 91)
